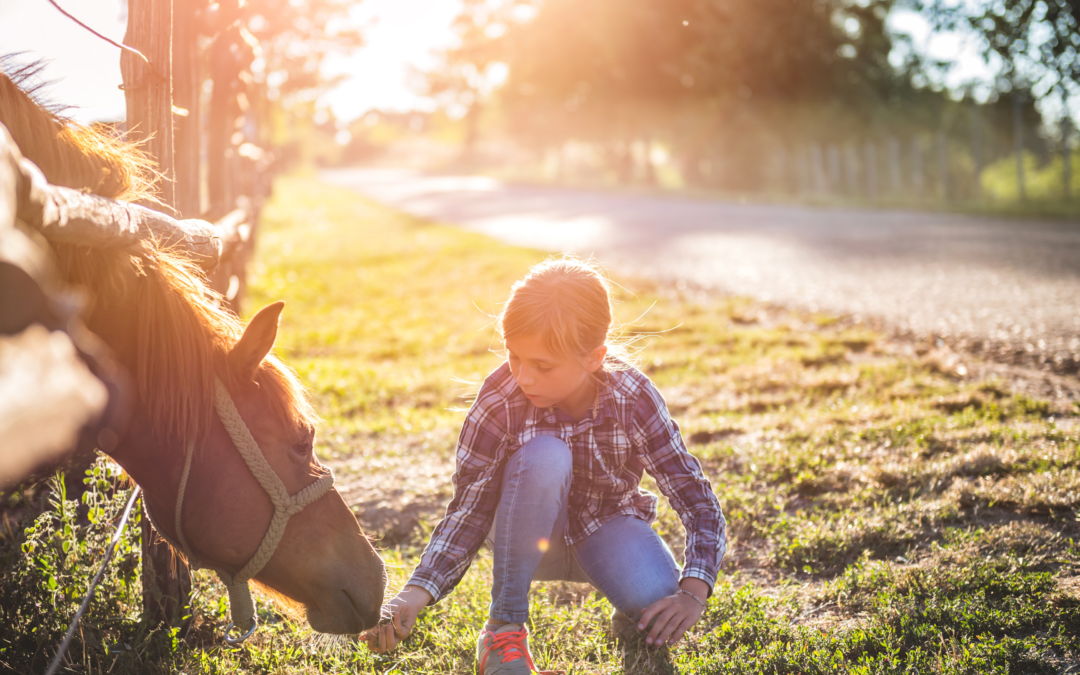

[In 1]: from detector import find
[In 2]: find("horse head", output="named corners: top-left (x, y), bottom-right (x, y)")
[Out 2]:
top-left (0, 63), bottom-right (386, 635)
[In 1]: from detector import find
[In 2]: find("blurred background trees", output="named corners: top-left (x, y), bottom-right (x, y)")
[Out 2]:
top-left (371, 0), bottom-right (1077, 207)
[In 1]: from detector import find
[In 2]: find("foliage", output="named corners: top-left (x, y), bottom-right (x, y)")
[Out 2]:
top-left (246, 0), bottom-right (363, 106)
top-left (425, 0), bottom-right (962, 190)
top-left (0, 459), bottom-right (156, 674)
top-left (917, 0), bottom-right (1080, 105)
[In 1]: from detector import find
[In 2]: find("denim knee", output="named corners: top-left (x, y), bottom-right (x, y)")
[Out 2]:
top-left (505, 435), bottom-right (572, 490)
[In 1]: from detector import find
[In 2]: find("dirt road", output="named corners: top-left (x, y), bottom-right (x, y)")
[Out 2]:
top-left (322, 168), bottom-right (1080, 372)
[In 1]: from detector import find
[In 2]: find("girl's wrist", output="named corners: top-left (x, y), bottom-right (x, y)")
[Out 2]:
top-left (676, 588), bottom-right (707, 610)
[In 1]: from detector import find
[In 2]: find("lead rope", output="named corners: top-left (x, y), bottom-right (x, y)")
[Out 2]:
top-left (149, 378), bottom-right (335, 643)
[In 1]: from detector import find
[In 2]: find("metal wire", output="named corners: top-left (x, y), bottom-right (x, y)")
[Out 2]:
top-left (44, 485), bottom-right (142, 675)
top-left (43, 0), bottom-right (166, 82)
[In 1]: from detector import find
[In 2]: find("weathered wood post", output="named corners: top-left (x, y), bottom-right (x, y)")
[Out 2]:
top-left (810, 143), bottom-right (826, 195)
top-left (827, 144), bottom-right (840, 194)
top-left (938, 130), bottom-right (949, 202)
top-left (120, 0), bottom-right (193, 627)
top-left (172, 0), bottom-right (203, 218)
top-left (888, 136), bottom-right (901, 195)
top-left (1014, 92), bottom-right (1026, 201)
top-left (844, 143), bottom-right (859, 196)
top-left (1063, 115), bottom-right (1072, 200)
top-left (865, 141), bottom-right (877, 201)
top-left (971, 106), bottom-right (983, 200)
top-left (912, 135), bottom-right (924, 200)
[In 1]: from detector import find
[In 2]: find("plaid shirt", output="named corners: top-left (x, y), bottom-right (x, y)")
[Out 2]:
top-left (407, 361), bottom-right (727, 603)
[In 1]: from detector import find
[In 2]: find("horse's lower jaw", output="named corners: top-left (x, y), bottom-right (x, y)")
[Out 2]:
top-left (306, 589), bottom-right (381, 635)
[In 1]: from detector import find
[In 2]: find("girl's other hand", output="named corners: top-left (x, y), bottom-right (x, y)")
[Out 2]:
top-left (637, 579), bottom-right (709, 647)
top-left (361, 585), bottom-right (433, 653)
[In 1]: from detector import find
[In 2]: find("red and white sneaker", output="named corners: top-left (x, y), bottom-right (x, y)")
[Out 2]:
top-left (475, 624), bottom-right (560, 675)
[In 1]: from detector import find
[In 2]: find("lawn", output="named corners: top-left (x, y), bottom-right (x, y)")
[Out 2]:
top-left (2, 174), bottom-right (1078, 674)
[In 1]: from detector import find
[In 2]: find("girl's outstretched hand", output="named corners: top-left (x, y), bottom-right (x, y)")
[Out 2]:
top-left (638, 579), bottom-right (710, 647)
top-left (362, 585), bottom-right (433, 653)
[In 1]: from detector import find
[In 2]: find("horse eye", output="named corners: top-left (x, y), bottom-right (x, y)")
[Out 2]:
top-left (291, 440), bottom-right (313, 457)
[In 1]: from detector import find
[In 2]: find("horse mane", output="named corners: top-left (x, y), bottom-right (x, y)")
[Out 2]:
top-left (0, 57), bottom-right (159, 202)
top-left (2, 56), bottom-right (316, 449)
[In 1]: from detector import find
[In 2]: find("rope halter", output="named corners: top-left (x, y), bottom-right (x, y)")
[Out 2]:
top-left (146, 378), bottom-right (335, 644)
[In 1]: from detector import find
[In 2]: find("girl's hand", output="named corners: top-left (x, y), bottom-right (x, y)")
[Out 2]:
top-left (638, 579), bottom-right (710, 647)
top-left (361, 585), bottom-right (433, 653)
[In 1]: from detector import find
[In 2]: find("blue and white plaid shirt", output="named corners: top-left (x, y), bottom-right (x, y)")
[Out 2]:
top-left (408, 361), bottom-right (727, 603)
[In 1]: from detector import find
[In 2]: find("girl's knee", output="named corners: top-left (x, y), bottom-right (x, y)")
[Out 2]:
top-left (618, 578), bottom-right (680, 621)
top-left (511, 435), bottom-right (572, 484)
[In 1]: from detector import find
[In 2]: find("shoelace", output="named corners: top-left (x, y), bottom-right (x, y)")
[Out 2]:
top-left (480, 627), bottom-right (561, 675)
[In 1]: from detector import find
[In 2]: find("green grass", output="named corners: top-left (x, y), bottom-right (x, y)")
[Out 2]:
top-left (1, 174), bottom-right (1078, 673)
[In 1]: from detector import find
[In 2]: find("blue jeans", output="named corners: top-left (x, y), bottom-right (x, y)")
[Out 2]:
top-left (488, 435), bottom-right (680, 624)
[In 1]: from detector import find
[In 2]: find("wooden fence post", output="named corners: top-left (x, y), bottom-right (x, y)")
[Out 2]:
top-left (844, 144), bottom-right (859, 196)
top-left (865, 141), bottom-right (877, 201)
top-left (912, 135), bottom-right (924, 200)
top-left (810, 143), bottom-right (826, 194)
top-left (121, 0), bottom-right (193, 627)
top-left (172, 0), bottom-right (203, 218)
top-left (1063, 115), bottom-right (1072, 200)
top-left (827, 144), bottom-right (840, 193)
top-left (938, 130), bottom-right (949, 202)
top-left (1014, 93), bottom-right (1026, 201)
top-left (971, 106), bottom-right (983, 200)
top-left (888, 136), bottom-right (901, 195)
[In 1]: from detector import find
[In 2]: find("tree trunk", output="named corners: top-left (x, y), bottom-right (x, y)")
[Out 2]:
top-left (121, 0), bottom-right (192, 628)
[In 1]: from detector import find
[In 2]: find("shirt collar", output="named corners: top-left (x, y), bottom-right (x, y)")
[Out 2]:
top-left (525, 369), bottom-right (612, 427)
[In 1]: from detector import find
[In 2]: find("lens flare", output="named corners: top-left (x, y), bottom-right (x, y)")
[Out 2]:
top-left (537, 537), bottom-right (549, 552)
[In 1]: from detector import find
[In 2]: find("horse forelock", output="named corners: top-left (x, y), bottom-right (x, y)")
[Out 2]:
top-left (0, 55), bottom-right (160, 203)
top-left (135, 249), bottom-right (318, 449)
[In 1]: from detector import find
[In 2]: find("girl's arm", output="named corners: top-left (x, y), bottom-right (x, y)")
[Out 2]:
top-left (364, 369), bottom-right (515, 653)
top-left (405, 369), bottom-right (514, 601)
top-left (632, 380), bottom-right (727, 646)
top-left (632, 380), bottom-right (727, 594)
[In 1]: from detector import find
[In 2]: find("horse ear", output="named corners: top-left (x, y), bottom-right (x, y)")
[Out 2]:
top-left (229, 301), bottom-right (285, 381)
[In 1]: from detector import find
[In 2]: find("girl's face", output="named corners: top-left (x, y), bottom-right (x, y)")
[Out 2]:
top-left (505, 333), bottom-right (607, 417)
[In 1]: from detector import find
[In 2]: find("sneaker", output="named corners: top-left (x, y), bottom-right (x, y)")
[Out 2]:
top-left (610, 609), bottom-right (638, 643)
top-left (475, 623), bottom-right (558, 675)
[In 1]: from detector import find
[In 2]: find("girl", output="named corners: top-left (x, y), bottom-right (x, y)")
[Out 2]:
top-left (364, 257), bottom-right (726, 674)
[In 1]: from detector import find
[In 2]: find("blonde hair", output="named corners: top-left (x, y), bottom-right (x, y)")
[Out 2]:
top-left (497, 255), bottom-right (636, 369)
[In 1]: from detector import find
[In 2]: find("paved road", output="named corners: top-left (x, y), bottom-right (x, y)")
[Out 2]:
top-left (322, 168), bottom-right (1080, 367)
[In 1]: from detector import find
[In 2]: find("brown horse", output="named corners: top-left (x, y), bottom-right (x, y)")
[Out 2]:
top-left (1, 63), bottom-right (385, 634)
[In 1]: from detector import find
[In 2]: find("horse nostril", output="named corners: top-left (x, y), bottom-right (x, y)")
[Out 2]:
top-left (343, 588), bottom-right (382, 631)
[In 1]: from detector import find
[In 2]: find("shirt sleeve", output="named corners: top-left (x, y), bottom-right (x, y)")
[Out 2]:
top-left (632, 380), bottom-right (727, 593)
top-left (407, 371), bottom-right (511, 603)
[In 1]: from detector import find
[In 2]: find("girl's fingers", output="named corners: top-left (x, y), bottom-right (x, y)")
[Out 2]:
top-left (376, 622), bottom-right (396, 653)
top-left (393, 609), bottom-right (412, 640)
top-left (638, 596), bottom-right (673, 632)
top-left (665, 615), bottom-right (695, 646)
top-left (646, 606), bottom-right (680, 645)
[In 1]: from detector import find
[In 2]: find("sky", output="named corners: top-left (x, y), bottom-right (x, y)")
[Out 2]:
top-left (0, 0), bottom-right (1002, 125)
top-left (0, 0), bottom-right (461, 124)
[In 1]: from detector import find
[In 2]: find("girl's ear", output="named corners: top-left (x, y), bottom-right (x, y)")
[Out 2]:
top-left (585, 344), bottom-right (608, 372)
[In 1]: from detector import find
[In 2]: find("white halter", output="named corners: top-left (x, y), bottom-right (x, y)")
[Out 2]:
top-left (145, 378), bottom-right (334, 643)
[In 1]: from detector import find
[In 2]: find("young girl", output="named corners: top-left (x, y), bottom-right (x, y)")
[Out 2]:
top-left (364, 257), bottom-right (726, 673)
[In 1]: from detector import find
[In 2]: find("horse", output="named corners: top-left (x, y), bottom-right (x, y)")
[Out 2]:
top-left (0, 62), bottom-right (386, 635)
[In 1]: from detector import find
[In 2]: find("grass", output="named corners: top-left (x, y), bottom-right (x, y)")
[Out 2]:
top-left (1, 174), bottom-right (1078, 673)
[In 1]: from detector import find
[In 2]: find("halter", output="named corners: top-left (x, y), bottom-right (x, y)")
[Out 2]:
top-left (144, 378), bottom-right (334, 644)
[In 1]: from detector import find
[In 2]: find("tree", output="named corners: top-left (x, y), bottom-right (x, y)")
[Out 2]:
top-left (428, 0), bottom-right (941, 189)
